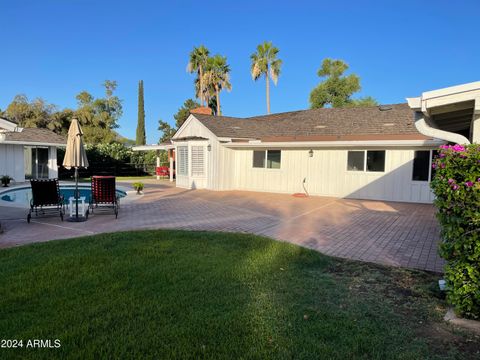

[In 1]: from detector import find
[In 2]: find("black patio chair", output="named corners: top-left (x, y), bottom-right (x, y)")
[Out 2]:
top-left (27, 179), bottom-right (64, 223)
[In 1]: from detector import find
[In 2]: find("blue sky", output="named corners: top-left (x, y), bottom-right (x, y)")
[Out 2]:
top-left (1, 0), bottom-right (478, 144)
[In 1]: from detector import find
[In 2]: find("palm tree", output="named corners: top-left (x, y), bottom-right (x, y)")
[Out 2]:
top-left (203, 55), bottom-right (231, 116)
top-left (187, 45), bottom-right (210, 106)
top-left (250, 41), bottom-right (282, 114)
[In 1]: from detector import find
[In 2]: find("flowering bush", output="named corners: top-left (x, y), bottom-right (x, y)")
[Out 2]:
top-left (430, 143), bottom-right (480, 319)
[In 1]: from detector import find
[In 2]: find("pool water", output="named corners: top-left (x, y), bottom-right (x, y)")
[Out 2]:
top-left (0, 186), bottom-right (127, 205)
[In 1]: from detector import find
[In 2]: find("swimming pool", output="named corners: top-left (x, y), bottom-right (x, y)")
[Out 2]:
top-left (0, 185), bottom-right (127, 206)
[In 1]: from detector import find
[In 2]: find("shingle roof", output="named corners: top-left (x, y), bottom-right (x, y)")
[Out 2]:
top-left (3, 128), bottom-right (66, 145)
top-left (192, 103), bottom-right (429, 141)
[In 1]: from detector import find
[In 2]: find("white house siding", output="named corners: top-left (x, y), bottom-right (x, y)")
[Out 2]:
top-left (173, 117), bottom-right (234, 191)
top-left (231, 147), bottom-right (436, 203)
top-left (0, 144), bottom-right (59, 182)
top-left (48, 146), bottom-right (58, 179)
top-left (0, 144), bottom-right (25, 182)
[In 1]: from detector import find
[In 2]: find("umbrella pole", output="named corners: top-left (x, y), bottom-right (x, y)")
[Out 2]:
top-left (75, 168), bottom-right (79, 220)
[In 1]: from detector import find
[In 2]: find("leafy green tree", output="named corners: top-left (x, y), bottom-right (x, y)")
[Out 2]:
top-left (47, 108), bottom-right (74, 135)
top-left (158, 120), bottom-right (176, 143)
top-left (250, 41), bottom-right (282, 114)
top-left (203, 55), bottom-right (231, 116)
top-left (4, 95), bottom-right (55, 128)
top-left (174, 99), bottom-right (201, 128)
top-left (136, 80), bottom-right (146, 145)
top-left (187, 45), bottom-right (210, 106)
top-left (346, 96), bottom-right (379, 108)
top-left (75, 80), bottom-right (123, 144)
top-left (309, 59), bottom-right (361, 108)
top-left (157, 99), bottom-right (201, 143)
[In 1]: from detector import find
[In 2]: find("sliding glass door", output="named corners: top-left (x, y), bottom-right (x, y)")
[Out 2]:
top-left (24, 146), bottom-right (49, 179)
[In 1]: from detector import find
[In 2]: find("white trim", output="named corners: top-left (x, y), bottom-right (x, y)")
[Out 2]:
top-left (224, 139), bottom-right (445, 148)
top-left (0, 118), bottom-right (22, 132)
top-left (0, 140), bottom-right (65, 147)
top-left (172, 114), bottom-right (218, 141)
top-left (132, 144), bottom-right (173, 151)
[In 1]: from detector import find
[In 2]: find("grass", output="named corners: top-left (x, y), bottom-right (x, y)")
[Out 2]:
top-left (0, 230), bottom-right (478, 359)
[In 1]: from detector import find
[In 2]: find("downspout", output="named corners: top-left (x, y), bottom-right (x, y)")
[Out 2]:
top-left (413, 111), bottom-right (471, 145)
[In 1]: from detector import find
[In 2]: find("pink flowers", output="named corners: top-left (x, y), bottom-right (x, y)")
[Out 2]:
top-left (465, 181), bottom-right (474, 187)
top-left (452, 144), bottom-right (465, 152)
top-left (439, 144), bottom-right (466, 152)
top-left (452, 184), bottom-right (460, 191)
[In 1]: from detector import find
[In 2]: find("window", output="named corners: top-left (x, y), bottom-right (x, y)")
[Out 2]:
top-left (253, 151), bottom-right (265, 168)
top-left (252, 150), bottom-right (282, 169)
top-left (412, 150), bottom-right (438, 182)
top-left (412, 151), bottom-right (430, 181)
top-left (266, 150), bottom-right (281, 169)
top-left (347, 150), bottom-right (386, 172)
top-left (366, 151), bottom-right (385, 172)
top-left (177, 146), bottom-right (188, 176)
top-left (191, 146), bottom-right (204, 176)
top-left (347, 151), bottom-right (365, 171)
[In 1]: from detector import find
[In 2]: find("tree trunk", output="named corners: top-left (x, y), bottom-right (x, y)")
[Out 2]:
top-left (216, 86), bottom-right (221, 116)
top-left (199, 67), bottom-right (204, 106)
top-left (266, 70), bottom-right (270, 114)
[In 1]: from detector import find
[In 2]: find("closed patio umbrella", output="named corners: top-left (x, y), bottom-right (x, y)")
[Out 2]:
top-left (63, 118), bottom-right (89, 222)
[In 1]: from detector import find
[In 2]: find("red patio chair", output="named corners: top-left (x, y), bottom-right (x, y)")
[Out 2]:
top-left (89, 176), bottom-right (119, 218)
top-left (155, 166), bottom-right (170, 178)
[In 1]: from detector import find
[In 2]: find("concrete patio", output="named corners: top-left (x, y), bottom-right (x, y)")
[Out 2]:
top-left (0, 180), bottom-right (444, 273)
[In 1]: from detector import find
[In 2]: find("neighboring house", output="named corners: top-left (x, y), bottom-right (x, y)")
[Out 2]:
top-left (168, 81), bottom-right (480, 204)
top-left (0, 118), bottom-right (66, 182)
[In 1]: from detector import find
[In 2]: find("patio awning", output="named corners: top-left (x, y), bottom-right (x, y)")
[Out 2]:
top-left (132, 143), bottom-right (174, 151)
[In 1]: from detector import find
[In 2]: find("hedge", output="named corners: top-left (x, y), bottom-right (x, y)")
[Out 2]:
top-left (57, 143), bottom-right (167, 179)
top-left (430, 144), bottom-right (480, 319)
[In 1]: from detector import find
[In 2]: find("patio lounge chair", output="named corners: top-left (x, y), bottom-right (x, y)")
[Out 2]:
top-left (89, 176), bottom-right (119, 218)
top-left (27, 178), bottom-right (64, 223)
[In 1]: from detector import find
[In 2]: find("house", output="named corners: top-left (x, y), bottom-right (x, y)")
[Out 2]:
top-left (146, 81), bottom-right (480, 204)
top-left (0, 118), bottom-right (66, 182)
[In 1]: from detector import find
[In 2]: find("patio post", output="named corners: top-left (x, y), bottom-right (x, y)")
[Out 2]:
top-left (169, 149), bottom-right (174, 182)
top-left (156, 150), bottom-right (160, 180)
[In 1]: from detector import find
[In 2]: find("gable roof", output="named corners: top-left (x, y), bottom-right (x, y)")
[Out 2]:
top-left (1, 128), bottom-right (66, 145)
top-left (192, 103), bottom-right (430, 142)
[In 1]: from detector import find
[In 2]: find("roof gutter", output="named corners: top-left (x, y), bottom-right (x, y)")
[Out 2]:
top-left (222, 139), bottom-right (445, 149)
top-left (412, 111), bottom-right (470, 145)
top-left (0, 139), bottom-right (66, 147)
top-left (406, 97), bottom-right (471, 145)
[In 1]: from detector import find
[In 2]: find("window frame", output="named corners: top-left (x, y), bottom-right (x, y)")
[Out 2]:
top-left (346, 150), bottom-right (386, 173)
top-left (411, 150), bottom-right (437, 183)
top-left (191, 145), bottom-right (205, 177)
top-left (252, 150), bottom-right (282, 170)
top-left (346, 151), bottom-right (365, 172)
top-left (177, 146), bottom-right (189, 176)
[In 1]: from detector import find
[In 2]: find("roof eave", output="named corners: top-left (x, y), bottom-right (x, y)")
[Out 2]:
top-left (223, 139), bottom-right (446, 149)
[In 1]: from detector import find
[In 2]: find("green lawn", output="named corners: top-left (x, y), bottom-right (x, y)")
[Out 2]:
top-left (0, 231), bottom-right (478, 359)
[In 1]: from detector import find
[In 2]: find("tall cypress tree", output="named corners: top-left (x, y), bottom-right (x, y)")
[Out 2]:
top-left (136, 80), bottom-right (146, 145)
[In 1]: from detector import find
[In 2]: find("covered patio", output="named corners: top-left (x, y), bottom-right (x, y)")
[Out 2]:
top-left (132, 142), bottom-right (175, 181)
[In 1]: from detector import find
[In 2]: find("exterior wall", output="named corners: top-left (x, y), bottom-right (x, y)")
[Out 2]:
top-left (231, 147), bottom-right (436, 203)
top-left (173, 117), bottom-right (234, 191)
top-left (175, 140), bottom-right (208, 189)
top-left (0, 144), bottom-right (25, 182)
top-left (0, 144), bottom-right (59, 182)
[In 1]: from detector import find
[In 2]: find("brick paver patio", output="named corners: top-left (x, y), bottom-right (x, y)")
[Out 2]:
top-left (0, 180), bottom-right (444, 272)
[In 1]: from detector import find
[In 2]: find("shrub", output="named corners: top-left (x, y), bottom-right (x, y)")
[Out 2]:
top-left (430, 144), bottom-right (480, 319)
